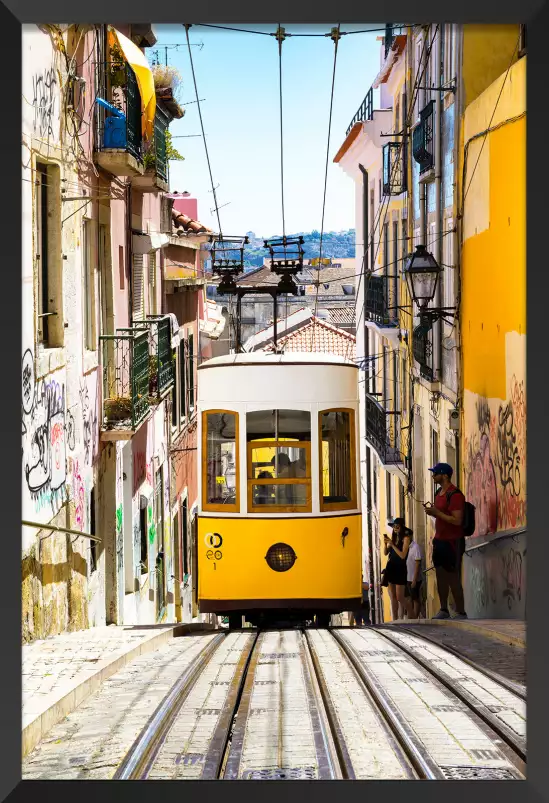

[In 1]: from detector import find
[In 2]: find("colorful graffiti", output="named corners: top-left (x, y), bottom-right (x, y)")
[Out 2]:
top-left (73, 460), bottom-right (86, 530)
top-left (464, 376), bottom-right (526, 536)
top-left (79, 380), bottom-right (98, 467)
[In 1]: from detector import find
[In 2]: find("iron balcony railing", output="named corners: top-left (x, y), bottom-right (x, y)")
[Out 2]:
top-left (365, 275), bottom-right (399, 327)
top-left (100, 329), bottom-right (150, 431)
top-left (95, 61), bottom-right (143, 162)
top-left (365, 393), bottom-right (404, 466)
top-left (383, 141), bottom-right (407, 196)
top-left (132, 315), bottom-right (175, 399)
top-left (412, 322), bottom-right (434, 381)
top-left (412, 100), bottom-right (435, 174)
top-left (346, 87), bottom-right (374, 136)
top-left (143, 106), bottom-right (169, 181)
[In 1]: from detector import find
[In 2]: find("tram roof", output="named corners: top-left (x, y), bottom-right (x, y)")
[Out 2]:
top-left (198, 351), bottom-right (357, 370)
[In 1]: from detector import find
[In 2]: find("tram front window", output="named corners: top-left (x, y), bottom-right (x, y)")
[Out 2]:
top-left (320, 409), bottom-right (356, 511)
top-left (247, 410), bottom-right (311, 512)
top-left (204, 411), bottom-right (238, 510)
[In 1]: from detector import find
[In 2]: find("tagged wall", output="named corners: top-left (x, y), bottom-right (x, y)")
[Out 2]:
top-left (460, 56), bottom-right (526, 617)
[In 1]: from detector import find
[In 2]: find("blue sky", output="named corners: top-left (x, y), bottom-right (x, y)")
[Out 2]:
top-left (151, 24), bottom-right (382, 238)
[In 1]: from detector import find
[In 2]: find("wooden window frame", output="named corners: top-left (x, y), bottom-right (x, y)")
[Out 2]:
top-left (247, 439), bottom-right (311, 514)
top-left (318, 408), bottom-right (358, 513)
top-left (202, 409), bottom-right (240, 513)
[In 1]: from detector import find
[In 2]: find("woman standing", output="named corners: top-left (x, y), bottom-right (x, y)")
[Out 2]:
top-left (383, 518), bottom-right (411, 621)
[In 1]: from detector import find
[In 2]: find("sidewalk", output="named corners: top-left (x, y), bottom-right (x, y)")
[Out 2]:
top-left (391, 618), bottom-right (525, 648)
top-left (22, 622), bottom-right (213, 758)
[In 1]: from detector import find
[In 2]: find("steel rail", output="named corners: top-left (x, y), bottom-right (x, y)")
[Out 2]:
top-left (330, 629), bottom-right (446, 779)
top-left (381, 624), bottom-right (526, 700)
top-left (113, 632), bottom-right (226, 779)
top-left (375, 628), bottom-right (526, 762)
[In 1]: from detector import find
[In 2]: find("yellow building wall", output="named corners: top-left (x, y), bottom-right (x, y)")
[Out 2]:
top-left (460, 56), bottom-right (526, 537)
top-left (462, 25), bottom-right (521, 110)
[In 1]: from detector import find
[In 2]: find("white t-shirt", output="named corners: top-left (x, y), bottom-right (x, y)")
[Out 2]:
top-left (406, 540), bottom-right (423, 582)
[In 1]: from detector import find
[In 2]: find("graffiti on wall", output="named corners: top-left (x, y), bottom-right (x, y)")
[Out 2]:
top-left (73, 459), bottom-right (86, 530)
top-left (22, 349), bottom-right (67, 514)
top-left (31, 66), bottom-right (58, 139)
top-left (79, 380), bottom-right (99, 467)
top-left (464, 376), bottom-right (526, 536)
top-left (464, 539), bottom-right (526, 618)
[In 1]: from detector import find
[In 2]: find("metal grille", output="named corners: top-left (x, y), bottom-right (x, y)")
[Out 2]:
top-left (241, 768), bottom-right (317, 780)
top-left (365, 393), bottom-right (404, 466)
top-left (148, 251), bottom-right (156, 315)
top-left (413, 323), bottom-right (434, 380)
top-left (132, 254), bottom-right (144, 320)
top-left (383, 142), bottom-right (407, 195)
top-left (100, 329), bottom-right (150, 430)
top-left (132, 315), bottom-right (175, 399)
top-left (365, 275), bottom-right (398, 326)
top-left (154, 106), bottom-right (169, 181)
top-left (440, 767), bottom-right (518, 780)
top-left (412, 100), bottom-right (435, 173)
top-left (125, 65), bottom-right (142, 161)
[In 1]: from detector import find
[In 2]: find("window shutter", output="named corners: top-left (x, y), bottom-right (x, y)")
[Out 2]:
top-left (132, 253), bottom-right (144, 320)
top-left (148, 250), bottom-right (156, 315)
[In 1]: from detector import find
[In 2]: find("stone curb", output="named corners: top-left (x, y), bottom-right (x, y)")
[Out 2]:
top-left (22, 622), bottom-right (217, 759)
top-left (391, 618), bottom-right (526, 649)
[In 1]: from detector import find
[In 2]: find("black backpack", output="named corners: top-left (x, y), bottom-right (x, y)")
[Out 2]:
top-left (446, 489), bottom-right (476, 537)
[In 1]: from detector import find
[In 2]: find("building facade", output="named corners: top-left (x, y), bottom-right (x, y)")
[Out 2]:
top-left (22, 23), bottom-right (219, 641)
top-left (335, 23), bottom-right (526, 622)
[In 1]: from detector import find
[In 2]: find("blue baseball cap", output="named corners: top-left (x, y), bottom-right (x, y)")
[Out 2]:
top-left (429, 462), bottom-right (453, 477)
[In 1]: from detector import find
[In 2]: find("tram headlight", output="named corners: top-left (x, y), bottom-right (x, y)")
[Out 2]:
top-left (265, 543), bottom-right (297, 572)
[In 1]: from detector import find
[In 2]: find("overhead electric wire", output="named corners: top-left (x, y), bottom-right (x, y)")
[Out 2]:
top-left (193, 22), bottom-right (410, 38)
top-left (184, 24), bottom-right (223, 238)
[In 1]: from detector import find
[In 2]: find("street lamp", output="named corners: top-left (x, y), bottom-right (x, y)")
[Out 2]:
top-left (403, 244), bottom-right (456, 326)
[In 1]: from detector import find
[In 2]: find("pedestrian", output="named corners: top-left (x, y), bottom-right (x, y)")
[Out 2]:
top-left (423, 462), bottom-right (467, 620)
top-left (351, 577), bottom-right (371, 626)
top-left (405, 532), bottom-right (423, 620)
top-left (382, 518), bottom-right (411, 621)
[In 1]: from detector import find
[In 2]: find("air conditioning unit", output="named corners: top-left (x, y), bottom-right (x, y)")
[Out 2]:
top-left (449, 408), bottom-right (460, 431)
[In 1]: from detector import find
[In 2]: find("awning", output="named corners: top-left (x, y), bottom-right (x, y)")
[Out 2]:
top-left (132, 233), bottom-right (169, 254)
top-left (109, 27), bottom-right (156, 141)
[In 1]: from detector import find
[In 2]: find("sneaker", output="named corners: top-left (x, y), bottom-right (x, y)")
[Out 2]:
top-left (432, 609), bottom-right (450, 620)
top-left (452, 612), bottom-right (468, 620)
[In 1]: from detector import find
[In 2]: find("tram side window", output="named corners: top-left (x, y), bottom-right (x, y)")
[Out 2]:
top-left (247, 409), bottom-right (311, 512)
top-left (319, 410), bottom-right (356, 511)
top-left (203, 412), bottom-right (239, 511)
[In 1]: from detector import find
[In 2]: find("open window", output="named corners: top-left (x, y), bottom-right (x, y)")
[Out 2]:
top-left (247, 409), bottom-right (311, 513)
top-left (319, 409), bottom-right (357, 511)
top-left (203, 410), bottom-right (239, 512)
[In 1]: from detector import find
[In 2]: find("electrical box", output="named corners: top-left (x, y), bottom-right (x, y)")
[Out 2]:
top-left (449, 408), bottom-right (460, 431)
top-left (103, 116), bottom-right (127, 149)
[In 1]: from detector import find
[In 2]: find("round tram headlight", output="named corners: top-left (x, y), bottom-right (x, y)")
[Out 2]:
top-left (265, 543), bottom-right (297, 573)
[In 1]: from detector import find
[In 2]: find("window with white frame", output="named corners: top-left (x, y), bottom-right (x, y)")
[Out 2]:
top-left (148, 250), bottom-right (157, 315)
top-left (35, 161), bottom-right (63, 348)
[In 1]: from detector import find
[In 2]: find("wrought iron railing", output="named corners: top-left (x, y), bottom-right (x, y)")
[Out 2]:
top-left (132, 315), bottom-right (175, 398)
top-left (100, 329), bottom-right (150, 430)
top-left (365, 275), bottom-right (399, 327)
top-left (95, 61), bottom-right (143, 162)
top-left (412, 100), bottom-right (434, 174)
top-left (412, 322), bottom-right (434, 380)
top-left (382, 141), bottom-right (407, 195)
top-left (143, 106), bottom-right (169, 181)
top-left (365, 393), bottom-right (404, 465)
top-left (346, 87), bottom-right (374, 136)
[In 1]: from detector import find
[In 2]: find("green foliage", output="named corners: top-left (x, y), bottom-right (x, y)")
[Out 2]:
top-left (166, 130), bottom-right (184, 161)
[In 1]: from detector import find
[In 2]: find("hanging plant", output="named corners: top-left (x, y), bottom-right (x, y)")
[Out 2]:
top-left (152, 64), bottom-right (183, 100)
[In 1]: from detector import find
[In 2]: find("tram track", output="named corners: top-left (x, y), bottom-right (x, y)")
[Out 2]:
top-left (102, 626), bottom-right (527, 782)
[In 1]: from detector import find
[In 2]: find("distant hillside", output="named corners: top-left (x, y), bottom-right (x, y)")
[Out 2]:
top-left (243, 229), bottom-right (355, 269)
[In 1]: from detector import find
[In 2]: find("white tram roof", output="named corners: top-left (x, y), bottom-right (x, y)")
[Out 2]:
top-left (198, 351), bottom-right (357, 370)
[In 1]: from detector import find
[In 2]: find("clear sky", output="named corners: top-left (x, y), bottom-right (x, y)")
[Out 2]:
top-left (151, 24), bottom-right (382, 238)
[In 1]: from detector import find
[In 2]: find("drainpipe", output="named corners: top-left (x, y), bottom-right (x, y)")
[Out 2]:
top-left (434, 26), bottom-right (443, 380)
top-left (358, 163), bottom-right (376, 624)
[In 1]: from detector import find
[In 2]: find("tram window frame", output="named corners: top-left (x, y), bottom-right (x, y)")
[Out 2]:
top-left (202, 410), bottom-right (240, 513)
top-left (318, 408), bottom-right (357, 512)
top-left (246, 409), bottom-right (312, 514)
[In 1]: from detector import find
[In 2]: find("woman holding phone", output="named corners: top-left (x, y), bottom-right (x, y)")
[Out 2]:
top-left (383, 518), bottom-right (412, 621)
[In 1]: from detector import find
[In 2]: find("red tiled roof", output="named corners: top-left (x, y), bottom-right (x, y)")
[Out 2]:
top-left (264, 316), bottom-right (356, 359)
top-left (172, 208), bottom-right (213, 235)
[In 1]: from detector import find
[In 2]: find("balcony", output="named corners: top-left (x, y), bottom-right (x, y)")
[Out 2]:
top-left (365, 393), bottom-right (405, 468)
top-left (413, 322), bottom-right (439, 388)
top-left (412, 100), bottom-right (434, 175)
top-left (100, 329), bottom-right (150, 438)
top-left (365, 275), bottom-right (399, 344)
top-left (132, 106), bottom-right (170, 193)
top-left (382, 141), bottom-right (407, 196)
top-left (346, 87), bottom-right (374, 136)
top-left (94, 62), bottom-right (144, 178)
top-left (132, 315), bottom-right (175, 400)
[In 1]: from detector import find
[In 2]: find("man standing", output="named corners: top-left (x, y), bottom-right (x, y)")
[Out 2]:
top-left (424, 463), bottom-right (467, 620)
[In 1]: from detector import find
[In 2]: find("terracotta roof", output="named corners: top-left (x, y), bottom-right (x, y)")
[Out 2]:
top-left (333, 121), bottom-right (363, 164)
top-left (264, 316), bottom-right (356, 359)
top-left (172, 208), bottom-right (213, 236)
top-left (324, 306), bottom-right (356, 325)
top-left (372, 34), bottom-right (407, 88)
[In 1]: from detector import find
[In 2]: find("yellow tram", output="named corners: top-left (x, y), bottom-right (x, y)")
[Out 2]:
top-left (197, 351), bottom-right (362, 628)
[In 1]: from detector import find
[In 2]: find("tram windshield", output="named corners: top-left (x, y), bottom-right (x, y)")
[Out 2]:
top-left (247, 410), bottom-right (311, 512)
top-left (319, 410), bottom-right (356, 510)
